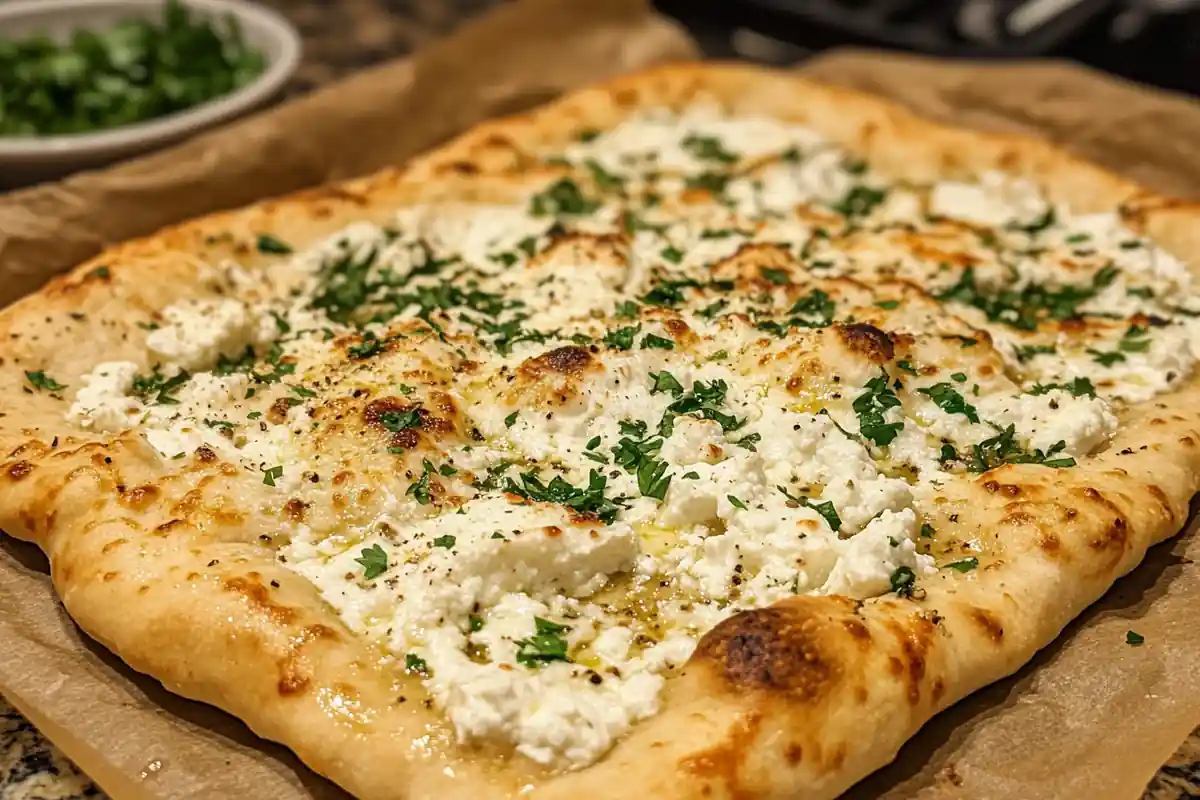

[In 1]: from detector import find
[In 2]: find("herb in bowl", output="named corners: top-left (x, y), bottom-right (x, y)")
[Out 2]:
top-left (0, 0), bottom-right (266, 138)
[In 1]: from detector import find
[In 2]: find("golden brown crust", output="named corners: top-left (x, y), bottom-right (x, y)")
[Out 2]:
top-left (3, 61), bottom-right (1200, 799)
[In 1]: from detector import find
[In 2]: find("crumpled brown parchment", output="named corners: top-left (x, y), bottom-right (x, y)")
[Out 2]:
top-left (1, 3), bottom-right (1198, 798)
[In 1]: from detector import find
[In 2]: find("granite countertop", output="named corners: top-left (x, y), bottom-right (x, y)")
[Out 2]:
top-left (1, 1), bottom-right (1199, 797)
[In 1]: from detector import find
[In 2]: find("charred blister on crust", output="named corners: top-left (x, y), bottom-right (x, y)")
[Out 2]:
top-left (223, 574), bottom-right (297, 626)
top-left (836, 322), bottom-right (895, 364)
top-left (534, 345), bottom-right (595, 376)
top-left (5, 460), bottom-right (34, 481)
top-left (693, 601), bottom-right (849, 699)
top-left (881, 615), bottom-right (937, 706)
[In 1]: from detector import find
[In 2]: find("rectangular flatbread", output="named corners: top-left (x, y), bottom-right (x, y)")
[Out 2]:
top-left (3, 63), bottom-right (1199, 799)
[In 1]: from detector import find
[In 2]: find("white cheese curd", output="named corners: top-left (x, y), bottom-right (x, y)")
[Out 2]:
top-left (820, 509), bottom-right (928, 597)
top-left (61, 103), bottom-right (1200, 772)
top-left (66, 361), bottom-right (144, 432)
top-left (563, 107), bottom-right (821, 177)
top-left (1041, 322), bottom-right (1199, 404)
top-left (145, 298), bottom-right (262, 371)
top-left (929, 171), bottom-right (1049, 228)
top-left (975, 390), bottom-right (1117, 458)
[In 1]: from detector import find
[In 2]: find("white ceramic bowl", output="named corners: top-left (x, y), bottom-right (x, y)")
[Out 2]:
top-left (0, 0), bottom-right (301, 188)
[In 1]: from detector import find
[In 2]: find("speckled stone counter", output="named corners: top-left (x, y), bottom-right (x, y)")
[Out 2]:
top-left (1, 1), bottom-right (1198, 798)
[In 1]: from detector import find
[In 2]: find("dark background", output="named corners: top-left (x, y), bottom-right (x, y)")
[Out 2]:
top-left (656, 0), bottom-right (1200, 96)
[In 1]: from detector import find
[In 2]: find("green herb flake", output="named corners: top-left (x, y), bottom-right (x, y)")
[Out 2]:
top-left (853, 372), bottom-right (904, 446)
top-left (640, 333), bottom-right (675, 350)
top-left (603, 325), bottom-right (640, 351)
top-left (681, 134), bottom-right (738, 164)
top-left (355, 544), bottom-right (389, 580)
top-left (649, 370), bottom-right (684, 396)
top-left (404, 653), bottom-right (429, 675)
top-left (530, 178), bottom-right (599, 217)
top-left (515, 617), bottom-right (571, 668)
top-left (614, 301), bottom-right (640, 319)
top-left (918, 382), bottom-right (980, 423)
top-left (831, 186), bottom-right (887, 219)
top-left (25, 370), bottom-right (65, 392)
top-left (727, 494), bottom-right (748, 510)
top-left (407, 459), bottom-right (437, 505)
top-left (255, 234), bottom-right (292, 254)
top-left (760, 267), bottom-right (791, 285)
top-left (261, 465), bottom-right (283, 487)
top-left (504, 411), bottom-right (519, 428)
top-left (432, 534), bottom-right (456, 549)
top-left (0, 0), bottom-right (267, 138)
top-left (945, 557), bottom-right (979, 573)
top-left (890, 566), bottom-right (916, 597)
top-left (1126, 630), bottom-right (1145, 646)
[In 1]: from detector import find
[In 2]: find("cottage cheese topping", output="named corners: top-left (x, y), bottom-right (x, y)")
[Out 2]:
top-left (60, 103), bottom-right (1200, 770)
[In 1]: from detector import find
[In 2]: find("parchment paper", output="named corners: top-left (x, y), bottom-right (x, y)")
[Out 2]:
top-left (2, 3), bottom-right (1199, 797)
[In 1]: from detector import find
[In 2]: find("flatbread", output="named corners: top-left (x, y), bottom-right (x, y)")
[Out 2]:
top-left (2, 63), bottom-right (1199, 800)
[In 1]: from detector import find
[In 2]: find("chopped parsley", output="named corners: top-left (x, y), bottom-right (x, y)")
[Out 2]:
top-left (1126, 630), bottom-right (1145, 646)
top-left (1089, 325), bottom-right (1150, 364)
top-left (25, 370), bottom-right (65, 392)
top-left (610, 428), bottom-right (671, 502)
top-left (404, 653), bottom-right (429, 675)
top-left (379, 407), bottom-right (422, 433)
top-left (831, 186), bottom-right (887, 219)
top-left (649, 370), bottom-right (684, 396)
top-left (890, 566), bottom-right (916, 597)
top-left (936, 265), bottom-right (1118, 331)
top-left (504, 469), bottom-right (624, 523)
top-left (132, 368), bottom-right (190, 405)
top-left (614, 300), bottom-right (640, 319)
top-left (432, 535), bottom-right (456, 549)
top-left (504, 411), bottom-right (519, 427)
top-left (261, 465), bottom-right (283, 487)
top-left (348, 332), bottom-right (387, 359)
top-left (945, 557), bottom-right (979, 573)
top-left (603, 325), bottom-right (640, 351)
top-left (757, 289), bottom-right (835, 336)
top-left (584, 159), bottom-right (624, 192)
top-left (640, 333), bottom-right (675, 350)
top-left (255, 234), bottom-right (292, 254)
top-left (530, 178), bottom-right (599, 216)
top-left (407, 459), bottom-right (437, 504)
top-left (853, 372), bottom-right (904, 446)
top-left (917, 382), bottom-right (979, 423)
top-left (685, 172), bottom-right (729, 195)
top-left (760, 267), bottom-right (791, 285)
top-left (515, 617), bottom-right (571, 667)
top-left (775, 485), bottom-right (841, 531)
top-left (1015, 344), bottom-right (1057, 363)
top-left (681, 134), bottom-right (737, 164)
top-left (1028, 376), bottom-right (1096, 398)
top-left (641, 278), bottom-right (700, 308)
top-left (734, 432), bottom-right (761, 451)
top-left (355, 544), bottom-right (389, 580)
top-left (968, 426), bottom-right (1076, 472)
top-left (1008, 207), bottom-right (1057, 234)
top-left (660, 378), bottom-right (744, 435)
top-left (727, 494), bottom-right (748, 510)
top-left (661, 246), bottom-right (684, 264)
